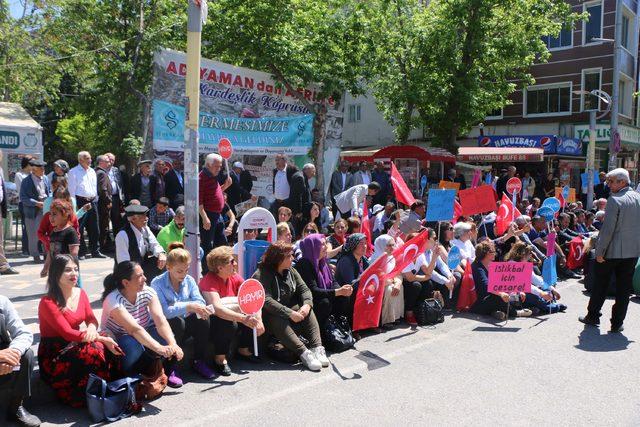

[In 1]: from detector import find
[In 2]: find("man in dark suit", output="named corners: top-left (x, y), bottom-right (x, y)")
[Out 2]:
top-left (227, 162), bottom-right (252, 213)
top-left (163, 159), bottom-right (185, 211)
top-left (272, 154), bottom-right (297, 215)
top-left (371, 160), bottom-right (391, 205)
top-left (0, 154), bottom-right (18, 275)
top-left (129, 160), bottom-right (157, 208)
top-left (580, 168), bottom-right (640, 333)
top-left (233, 161), bottom-right (253, 199)
top-left (329, 160), bottom-right (353, 219)
top-left (105, 152), bottom-right (126, 236)
top-left (19, 159), bottom-right (50, 263)
top-left (95, 155), bottom-right (113, 251)
top-left (288, 163), bottom-right (315, 223)
top-left (594, 171), bottom-right (610, 200)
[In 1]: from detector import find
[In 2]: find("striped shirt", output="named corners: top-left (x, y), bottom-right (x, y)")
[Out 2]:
top-left (100, 286), bottom-right (156, 336)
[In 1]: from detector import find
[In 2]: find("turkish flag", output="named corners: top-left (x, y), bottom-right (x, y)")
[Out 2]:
top-left (495, 194), bottom-right (522, 235)
top-left (387, 229), bottom-right (430, 277)
top-left (566, 236), bottom-right (586, 270)
top-left (352, 254), bottom-right (389, 331)
top-left (456, 261), bottom-right (477, 311)
top-left (452, 200), bottom-right (463, 224)
top-left (390, 163), bottom-right (416, 207)
top-left (558, 192), bottom-right (566, 208)
top-left (361, 199), bottom-right (374, 257)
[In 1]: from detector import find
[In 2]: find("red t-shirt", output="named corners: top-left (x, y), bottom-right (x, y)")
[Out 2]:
top-left (38, 289), bottom-right (98, 341)
top-left (199, 272), bottom-right (243, 298)
top-left (199, 169), bottom-right (224, 213)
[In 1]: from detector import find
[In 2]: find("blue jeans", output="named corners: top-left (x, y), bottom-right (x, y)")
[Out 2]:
top-left (116, 326), bottom-right (165, 374)
top-left (524, 293), bottom-right (563, 314)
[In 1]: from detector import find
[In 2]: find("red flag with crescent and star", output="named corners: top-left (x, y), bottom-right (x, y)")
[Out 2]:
top-left (566, 236), bottom-right (586, 270)
top-left (361, 198), bottom-right (374, 257)
top-left (456, 260), bottom-right (477, 311)
top-left (390, 162), bottom-right (417, 207)
top-left (352, 253), bottom-right (390, 331)
top-left (495, 194), bottom-right (522, 235)
top-left (387, 229), bottom-right (430, 277)
top-left (452, 200), bottom-right (463, 224)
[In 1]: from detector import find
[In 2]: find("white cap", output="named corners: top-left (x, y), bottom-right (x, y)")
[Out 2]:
top-left (233, 161), bottom-right (244, 170)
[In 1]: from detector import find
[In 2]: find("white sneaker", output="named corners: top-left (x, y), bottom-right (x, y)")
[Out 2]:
top-left (516, 309), bottom-right (532, 317)
top-left (299, 349), bottom-right (322, 371)
top-left (311, 346), bottom-right (330, 368)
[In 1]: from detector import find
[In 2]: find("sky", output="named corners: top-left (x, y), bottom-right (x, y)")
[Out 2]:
top-left (8, 0), bottom-right (25, 18)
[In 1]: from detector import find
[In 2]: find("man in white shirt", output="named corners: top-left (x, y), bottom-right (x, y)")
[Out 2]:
top-left (115, 204), bottom-right (166, 282)
top-left (68, 151), bottom-right (105, 258)
top-left (334, 182), bottom-right (380, 219)
top-left (271, 154), bottom-right (296, 215)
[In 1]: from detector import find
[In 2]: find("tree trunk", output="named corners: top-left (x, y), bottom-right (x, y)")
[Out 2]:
top-left (396, 102), bottom-right (414, 144)
top-left (312, 104), bottom-right (327, 195)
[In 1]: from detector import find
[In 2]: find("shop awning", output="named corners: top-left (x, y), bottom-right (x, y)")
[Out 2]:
top-left (457, 147), bottom-right (544, 162)
top-left (340, 145), bottom-right (456, 164)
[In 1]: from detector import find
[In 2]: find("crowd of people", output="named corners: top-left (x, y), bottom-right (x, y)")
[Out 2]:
top-left (0, 149), bottom-right (638, 427)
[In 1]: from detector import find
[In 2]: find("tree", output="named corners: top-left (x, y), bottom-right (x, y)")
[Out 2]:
top-left (202, 0), bottom-right (366, 194)
top-left (363, 0), bottom-right (582, 149)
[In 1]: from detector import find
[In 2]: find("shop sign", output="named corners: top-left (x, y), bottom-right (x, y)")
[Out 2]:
top-left (574, 124), bottom-right (640, 147)
top-left (556, 137), bottom-right (583, 156)
top-left (478, 135), bottom-right (556, 153)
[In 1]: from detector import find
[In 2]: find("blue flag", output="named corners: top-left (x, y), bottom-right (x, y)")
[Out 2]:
top-left (542, 254), bottom-right (557, 290)
top-left (485, 172), bottom-right (492, 185)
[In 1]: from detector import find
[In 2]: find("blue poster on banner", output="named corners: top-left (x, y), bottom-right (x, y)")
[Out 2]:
top-left (447, 245), bottom-right (462, 269)
top-left (562, 186), bottom-right (570, 199)
top-left (426, 189), bottom-right (456, 221)
top-left (542, 254), bottom-right (558, 290)
top-left (152, 99), bottom-right (314, 155)
top-left (580, 172), bottom-right (600, 188)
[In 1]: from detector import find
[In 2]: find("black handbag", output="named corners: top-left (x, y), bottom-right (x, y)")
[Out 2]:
top-left (415, 298), bottom-right (444, 326)
top-left (322, 315), bottom-right (355, 352)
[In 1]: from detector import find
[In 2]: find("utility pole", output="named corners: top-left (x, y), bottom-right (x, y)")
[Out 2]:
top-left (587, 109), bottom-right (596, 209)
top-left (609, 0), bottom-right (622, 170)
top-left (184, 0), bottom-right (206, 280)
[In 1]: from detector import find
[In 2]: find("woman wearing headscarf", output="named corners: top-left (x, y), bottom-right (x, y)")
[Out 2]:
top-left (370, 235), bottom-right (404, 327)
top-left (294, 234), bottom-right (352, 328)
top-left (334, 233), bottom-right (369, 327)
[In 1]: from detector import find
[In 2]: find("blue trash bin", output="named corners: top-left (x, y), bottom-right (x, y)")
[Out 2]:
top-left (243, 240), bottom-right (271, 278)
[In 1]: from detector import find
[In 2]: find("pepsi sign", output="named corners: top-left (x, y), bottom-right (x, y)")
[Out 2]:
top-left (478, 135), bottom-right (557, 154)
top-left (556, 137), bottom-right (583, 156)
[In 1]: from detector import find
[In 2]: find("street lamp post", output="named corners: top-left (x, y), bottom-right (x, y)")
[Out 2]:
top-left (575, 89), bottom-right (611, 209)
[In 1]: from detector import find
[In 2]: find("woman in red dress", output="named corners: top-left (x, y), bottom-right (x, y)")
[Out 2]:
top-left (38, 254), bottom-right (123, 407)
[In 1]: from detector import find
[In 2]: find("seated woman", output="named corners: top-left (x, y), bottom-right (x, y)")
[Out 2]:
top-left (401, 232), bottom-right (439, 326)
top-left (294, 234), bottom-right (352, 329)
top-left (346, 216), bottom-right (362, 235)
top-left (151, 243), bottom-right (215, 383)
top-left (470, 240), bottom-right (532, 320)
top-left (38, 254), bottom-right (122, 407)
top-left (293, 222), bottom-right (319, 260)
top-left (302, 202), bottom-right (322, 234)
top-left (252, 241), bottom-right (329, 372)
top-left (101, 261), bottom-right (184, 386)
top-left (422, 228), bottom-right (459, 309)
top-left (277, 206), bottom-right (297, 239)
top-left (503, 242), bottom-right (566, 314)
top-left (199, 246), bottom-right (265, 374)
top-left (334, 234), bottom-right (369, 330)
top-left (277, 222), bottom-right (293, 244)
top-left (369, 235), bottom-right (404, 327)
top-left (326, 219), bottom-right (347, 260)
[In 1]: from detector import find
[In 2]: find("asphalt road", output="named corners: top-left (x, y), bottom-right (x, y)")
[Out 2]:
top-left (2, 253), bottom-right (640, 426)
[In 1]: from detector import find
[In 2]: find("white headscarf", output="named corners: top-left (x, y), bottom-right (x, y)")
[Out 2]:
top-left (370, 234), bottom-right (395, 265)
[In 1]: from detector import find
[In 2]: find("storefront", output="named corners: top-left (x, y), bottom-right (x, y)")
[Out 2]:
top-left (340, 145), bottom-right (456, 194)
top-left (574, 123), bottom-right (640, 184)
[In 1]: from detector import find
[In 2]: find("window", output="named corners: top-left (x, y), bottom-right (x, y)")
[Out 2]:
top-left (621, 14), bottom-right (630, 50)
top-left (582, 69), bottom-right (601, 111)
top-left (485, 107), bottom-right (503, 120)
top-left (525, 84), bottom-right (571, 116)
top-left (583, 2), bottom-right (602, 44)
top-left (544, 26), bottom-right (572, 49)
top-left (348, 104), bottom-right (361, 122)
top-left (619, 77), bottom-right (633, 117)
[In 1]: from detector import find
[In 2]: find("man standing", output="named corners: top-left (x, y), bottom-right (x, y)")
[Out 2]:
top-left (129, 160), bottom-right (158, 208)
top-left (235, 161), bottom-right (253, 197)
top-left (68, 151), bottom-right (104, 259)
top-left (0, 152), bottom-right (18, 275)
top-left (288, 163), bottom-right (315, 220)
top-left (46, 159), bottom-right (68, 184)
top-left (329, 160), bottom-right (353, 219)
top-left (199, 153), bottom-right (232, 272)
top-left (115, 204), bottom-right (167, 282)
top-left (19, 159), bottom-right (50, 263)
top-left (272, 154), bottom-right (297, 215)
top-left (227, 162), bottom-right (249, 213)
top-left (496, 166), bottom-right (515, 198)
top-left (105, 153), bottom-right (125, 237)
top-left (594, 171), bottom-right (610, 200)
top-left (163, 159), bottom-right (184, 211)
top-left (14, 156), bottom-right (33, 255)
top-left (580, 168), bottom-right (640, 333)
top-left (153, 159), bottom-right (167, 199)
top-left (95, 155), bottom-right (113, 252)
top-left (371, 161), bottom-right (391, 205)
top-left (352, 161), bottom-right (372, 186)
top-left (0, 295), bottom-right (41, 426)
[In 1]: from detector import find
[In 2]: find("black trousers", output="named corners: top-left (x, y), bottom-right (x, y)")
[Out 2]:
top-left (18, 203), bottom-right (29, 254)
top-left (200, 211), bottom-right (227, 273)
top-left (76, 196), bottom-right (99, 255)
top-left (98, 200), bottom-right (111, 250)
top-left (0, 348), bottom-right (34, 399)
top-left (312, 292), bottom-right (351, 328)
top-left (210, 316), bottom-right (254, 356)
top-left (587, 257), bottom-right (637, 327)
top-left (402, 280), bottom-right (433, 312)
top-left (168, 314), bottom-right (210, 361)
top-left (110, 194), bottom-right (124, 238)
top-left (471, 294), bottom-right (518, 317)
